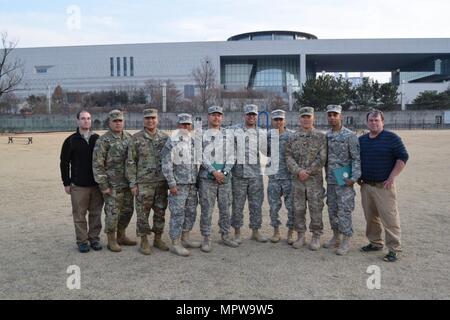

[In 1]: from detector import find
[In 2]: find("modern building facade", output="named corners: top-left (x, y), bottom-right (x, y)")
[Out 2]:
top-left (10, 30), bottom-right (450, 105)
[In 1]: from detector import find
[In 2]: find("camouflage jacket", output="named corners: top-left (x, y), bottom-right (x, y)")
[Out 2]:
top-left (285, 128), bottom-right (327, 181)
top-left (126, 129), bottom-right (168, 187)
top-left (326, 126), bottom-right (361, 184)
top-left (230, 123), bottom-right (267, 179)
top-left (161, 132), bottom-right (198, 188)
top-left (199, 127), bottom-right (235, 180)
top-left (266, 128), bottom-right (294, 180)
top-left (92, 129), bottom-right (132, 190)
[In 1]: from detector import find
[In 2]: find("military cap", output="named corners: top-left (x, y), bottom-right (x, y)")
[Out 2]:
top-left (208, 105), bottom-right (223, 114)
top-left (244, 104), bottom-right (258, 115)
top-left (326, 104), bottom-right (342, 114)
top-left (109, 109), bottom-right (123, 120)
top-left (143, 108), bottom-right (158, 118)
top-left (271, 109), bottom-right (286, 119)
top-left (299, 106), bottom-right (314, 117)
top-left (177, 113), bottom-right (193, 124)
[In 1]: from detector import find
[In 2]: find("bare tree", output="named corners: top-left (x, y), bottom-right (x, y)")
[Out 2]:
top-left (0, 32), bottom-right (24, 98)
top-left (191, 56), bottom-right (217, 110)
top-left (144, 79), bottom-right (182, 112)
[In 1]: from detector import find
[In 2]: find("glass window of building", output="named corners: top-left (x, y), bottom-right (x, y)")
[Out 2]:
top-left (110, 57), bottom-right (114, 77)
top-left (221, 55), bottom-right (300, 93)
top-left (123, 57), bottom-right (127, 76)
top-left (251, 34), bottom-right (272, 41)
top-left (130, 57), bottom-right (134, 76)
top-left (116, 57), bottom-right (121, 76)
top-left (274, 34), bottom-right (294, 40)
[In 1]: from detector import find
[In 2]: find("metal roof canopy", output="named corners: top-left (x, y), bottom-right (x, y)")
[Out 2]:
top-left (307, 53), bottom-right (450, 72)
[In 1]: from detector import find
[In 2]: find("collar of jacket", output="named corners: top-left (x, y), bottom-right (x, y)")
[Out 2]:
top-left (108, 128), bottom-right (124, 139)
top-left (76, 127), bottom-right (94, 139)
top-left (327, 125), bottom-right (346, 136)
top-left (143, 128), bottom-right (161, 140)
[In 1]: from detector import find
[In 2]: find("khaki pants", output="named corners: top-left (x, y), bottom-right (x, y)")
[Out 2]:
top-left (361, 183), bottom-right (402, 252)
top-left (70, 184), bottom-right (104, 244)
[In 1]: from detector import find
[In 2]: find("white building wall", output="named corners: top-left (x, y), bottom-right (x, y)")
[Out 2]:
top-left (9, 38), bottom-right (450, 98)
top-left (400, 82), bottom-right (450, 104)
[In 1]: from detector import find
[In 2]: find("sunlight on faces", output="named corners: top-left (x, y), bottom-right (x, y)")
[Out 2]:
top-left (77, 112), bottom-right (92, 131)
top-left (208, 113), bottom-right (223, 128)
top-left (109, 119), bottom-right (124, 133)
top-left (144, 116), bottom-right (158, 131)
top-left (327, 112), bottom-right (342, 127)
top-left (300, 114), bottom-right (314, 130)
top-left (271, 118), bottom-right (285, 130)
top-left (245, 113), bottom-right (258, 127)
top-left (177, 123), bottom-right (192, 133)
top-left (367, 113), bottom-right (384, 134)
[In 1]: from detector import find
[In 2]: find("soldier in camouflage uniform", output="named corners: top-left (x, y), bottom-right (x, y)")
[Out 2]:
top-left (285, 107), bottom-right (327, 251)
top-left (162, 114), bottom-right (201, 257)
top-left (266, 109), bottom-right (295, 244)
top-left (324, 105), bottom-right (361, 255)
top-left (230, 104), bottom-right (268, 244)
top-left (93, 109), bottom-right (136, 253)
top-left (199, 106), bottom-right (238, 253)
top-left (126, 109), bottom-right (169, 255)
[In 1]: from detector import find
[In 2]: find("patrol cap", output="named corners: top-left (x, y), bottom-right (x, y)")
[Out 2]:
top-left (299, 106), bottom-right (314, 117)
top-left (326, 104), bottom-right (342, 114)
top-left (143, 108), bottom-right (158, 118)
top-left (177, 113), bottom-right (193, 124)
top-left (271, 109), bottom-right (286, 119)
top-left (109, 109), bottom-right (123, 120)
top-left (208, 105), bottom-right (223, 115)
top-left (244, 104), bottom-right (258, 115)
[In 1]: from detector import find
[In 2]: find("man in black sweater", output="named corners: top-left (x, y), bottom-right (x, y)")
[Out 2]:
top-left (60, 111), bottom-right (104, 253)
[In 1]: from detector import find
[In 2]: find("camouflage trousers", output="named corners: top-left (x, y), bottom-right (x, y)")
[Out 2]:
top-left (231, 175), bottom-right (264, 230)
top-left (268, 178), bottom-right (294, 229)
top-left (199, 178), bottom-right (232, 237)
top-left (103, 187), bottom-right (134, 234)
top-left (135, 182), bottom-right (168, 236)
top-left (168, 184), bottom-right (198, 240)
top-left (326, 184), bottom-right (355, 237)
top-left (292, 178), bottom-right (325, 235)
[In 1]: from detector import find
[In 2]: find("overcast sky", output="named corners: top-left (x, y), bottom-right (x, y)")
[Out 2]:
top-left (1, 0), bottom-right (449, 48)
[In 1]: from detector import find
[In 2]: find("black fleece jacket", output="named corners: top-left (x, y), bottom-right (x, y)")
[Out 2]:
top-left (60, 128), bottom-right (99, 187)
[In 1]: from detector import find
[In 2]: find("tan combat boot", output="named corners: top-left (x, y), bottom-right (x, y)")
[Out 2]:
top-left (309, 234), bottom-right (321, 251)
top-left (323, 230), bottom-right (341, 249)
top-left (336, 235), bottom-right (351, 256)
top-left (153, 232), bottom-right (169, 251)
top-left (200, 236), bottom-right (212, 253)
top-left (251, 229), bottom-right (268, 243)
top-left (170, 239), bottom-right (191, 257)
top-left (292, 232), bottom-right (305, 249)
top-left (117, 228), bottom-right (137, 246)
top-left (106, 232), bottom-right (122, 252)
top-left (181, 231), bottom-right (201, 248)
top-left (234, 228), bottom-right (242, 245)
top-left (221, 234), bottom-right (239, 248)
top-left (287, 228), bottom-right (295, 245)
top-left (270, 227), bottom-right (281, 243)
top-left (139, 235), bottom-right (152, 255)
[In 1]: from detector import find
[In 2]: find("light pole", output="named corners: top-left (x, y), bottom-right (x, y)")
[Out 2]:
top-left (47, 84), bottom-right (52, 114)
top-left (400, 80), bottom-right (406, 111)
top-left (161, 81), bottom-right (167, 113)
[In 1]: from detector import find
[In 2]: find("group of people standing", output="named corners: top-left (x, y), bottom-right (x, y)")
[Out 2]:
top-left (60, 104), bottom-right (408, 262)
